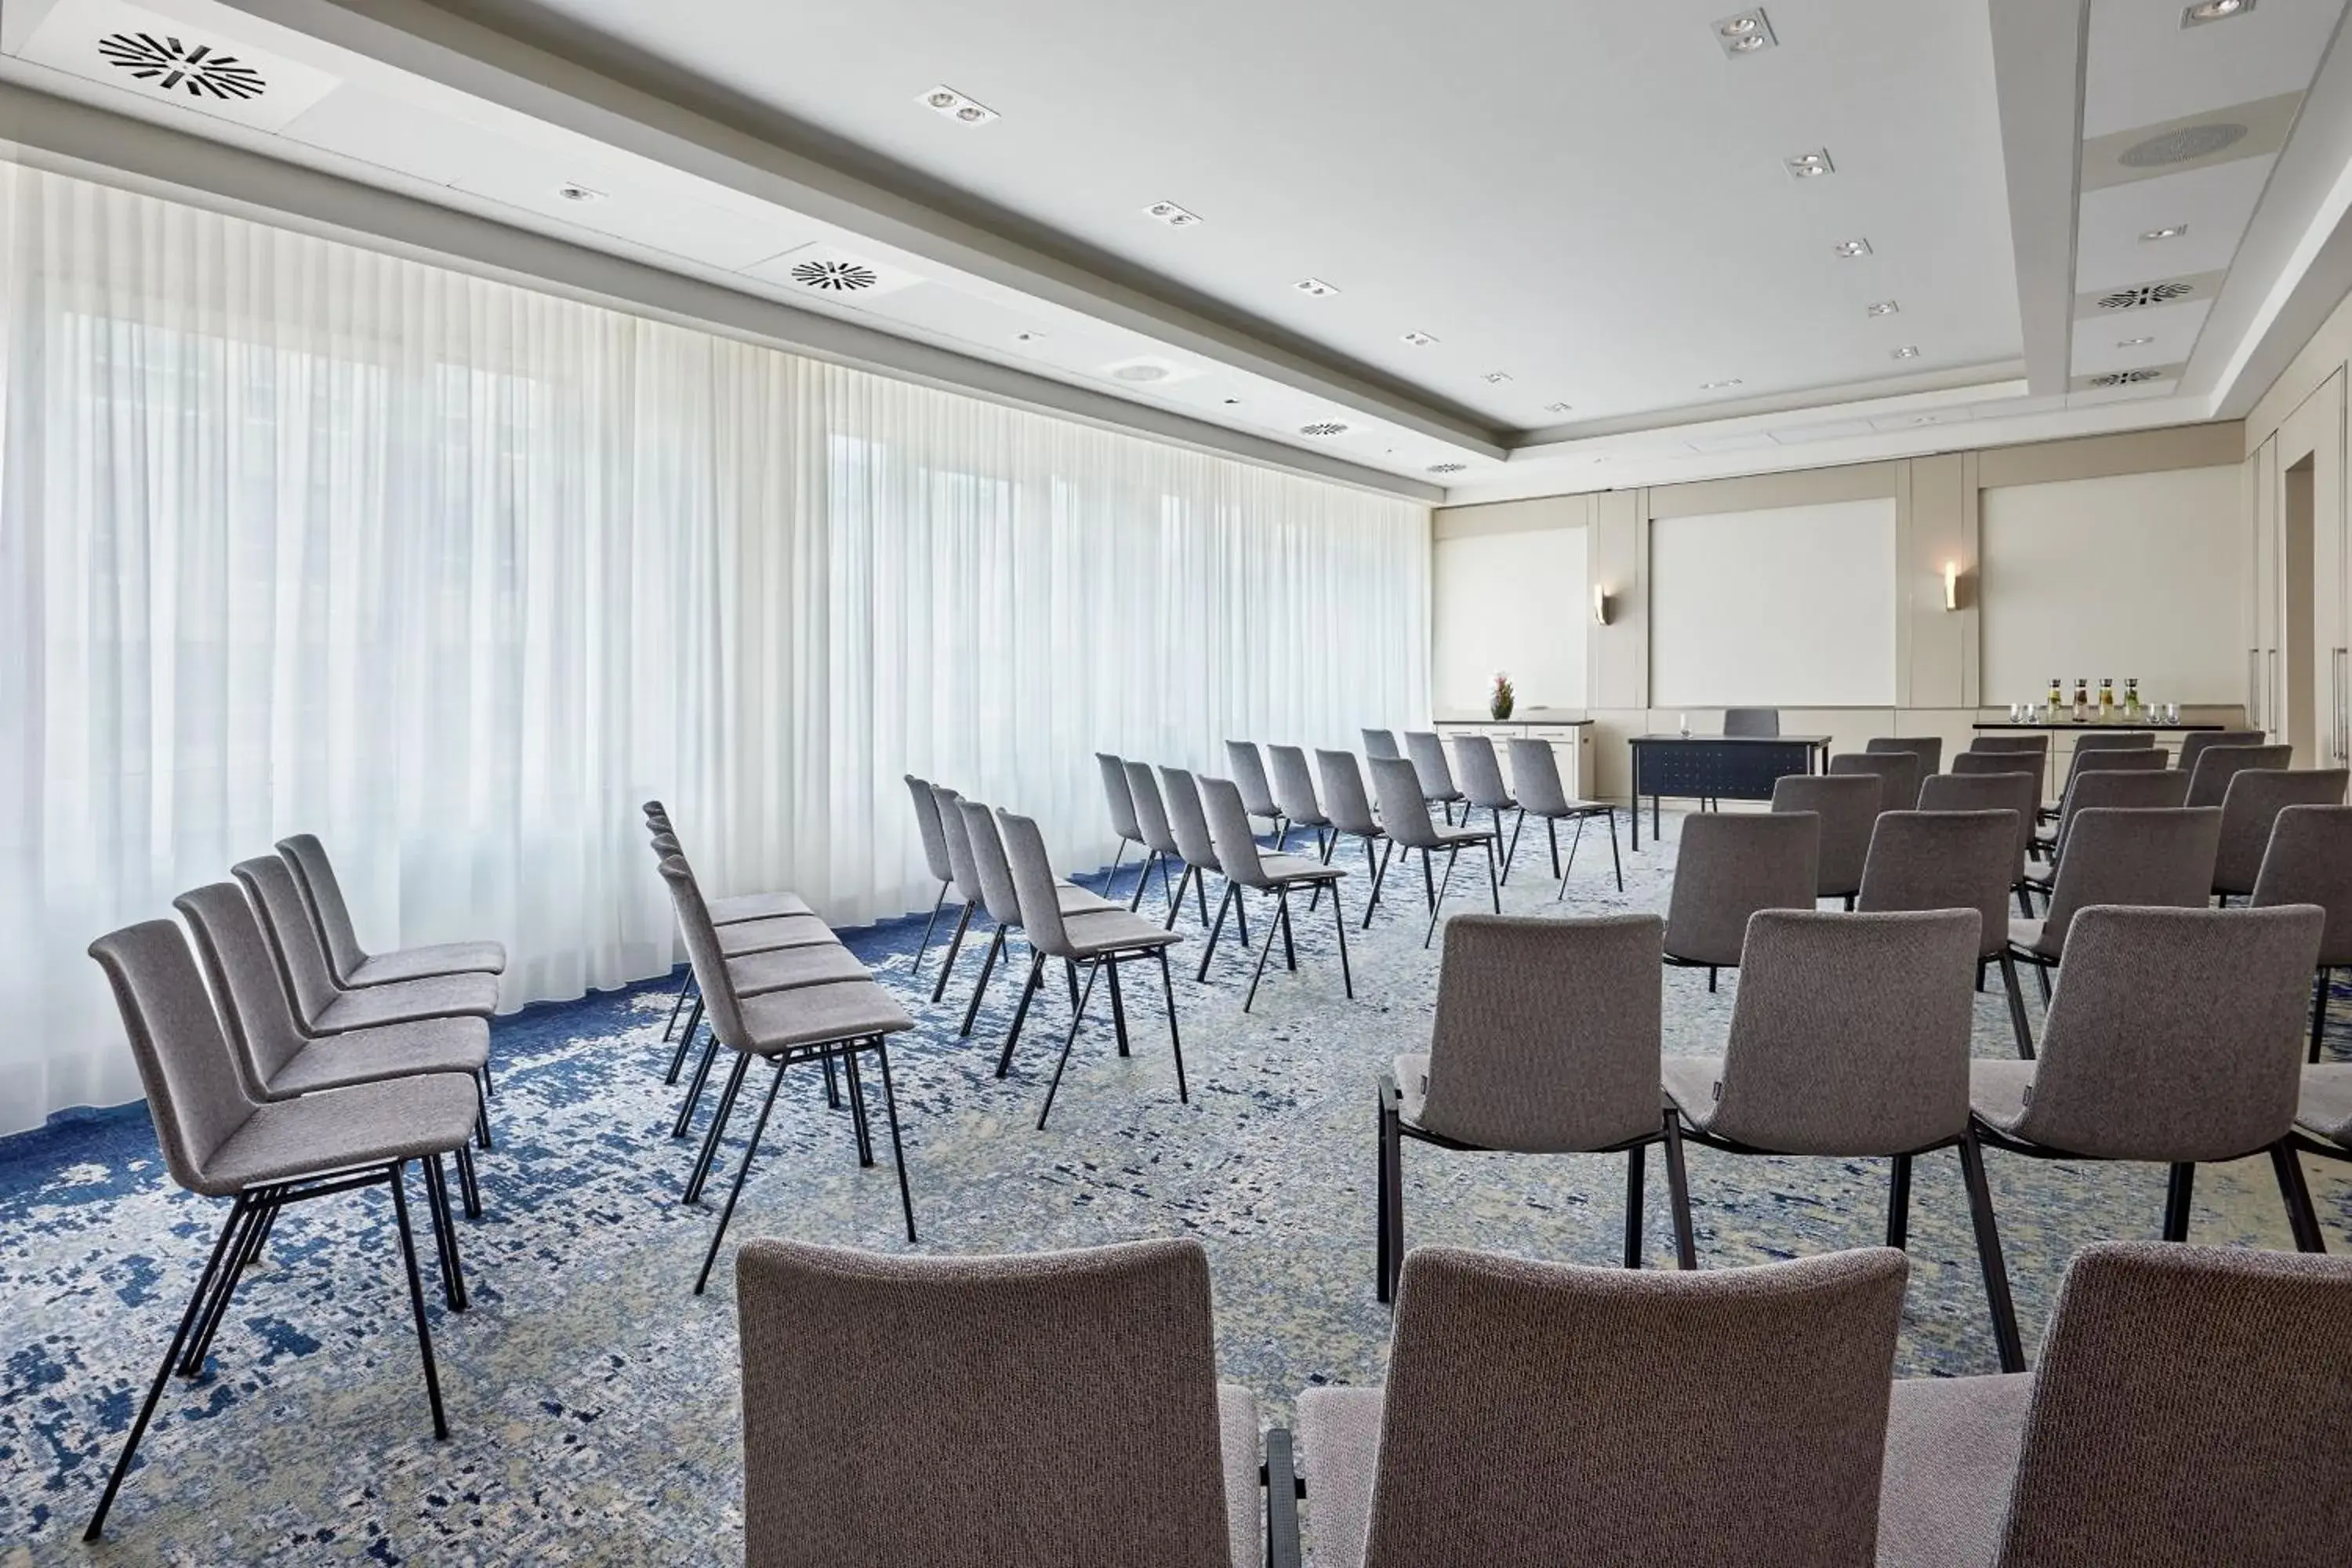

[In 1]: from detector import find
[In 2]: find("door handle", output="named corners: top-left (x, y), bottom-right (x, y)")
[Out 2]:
top-left (2249, 648), bottom-right (2263, 728)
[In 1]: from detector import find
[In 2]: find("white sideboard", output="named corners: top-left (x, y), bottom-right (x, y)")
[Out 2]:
top-left (1430, 718), bottom-right (1596, 802)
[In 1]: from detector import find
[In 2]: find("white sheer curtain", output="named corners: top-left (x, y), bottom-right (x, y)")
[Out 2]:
top-left (0, 165), bottom-right (1429, 1134)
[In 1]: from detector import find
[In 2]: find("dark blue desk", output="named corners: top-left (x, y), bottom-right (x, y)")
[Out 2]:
top-left (1627, 735), bottom-right (1832, 849)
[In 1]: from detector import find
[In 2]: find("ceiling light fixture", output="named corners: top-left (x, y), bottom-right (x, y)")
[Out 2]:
top-left (1222, 397), bottom-right (1241, 405)
top-left (1834, 238), bottom-right (1873, 258)
top-left (557, 183), bottom-right (604, 203)
top-left (1701, 378), bottom-right (1744, 390)
top-left (1891, 346), bottom-right (1921, 359)
top-left (1482, 371), bottom-right (1513, 384)
top-left (1293, 277), bottom-right (1341, 298)
top-left (1785, 149), bottom-right (1835, 179)
top-left (1112, 365), bottom-right (1170, 383)
top-left (916, 85), bottom-right (998, 125)
top-left (1401, 330), bottom-right (1439, 347)
top-left (1144, 201), bottom-right (1202, 228)
top-left (1013, 329), bottom-right (1047, 343)
top-left (2118, 336), bottom-right (2155, 347)
top-left (2139, 223), bottom-right (2189, 241)
top-left (1713, 9), bottom-right (1777, 56)
top-left (1867, 300), bottom-right (1900, 318)
top-left (2181, 0), bottom-right (2253, 26)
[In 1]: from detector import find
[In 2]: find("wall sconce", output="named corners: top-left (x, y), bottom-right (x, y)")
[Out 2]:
top-left (1942, 561), bottom-right (1962, 612)
top-left (1592, 584), bottom-right (1612, 626)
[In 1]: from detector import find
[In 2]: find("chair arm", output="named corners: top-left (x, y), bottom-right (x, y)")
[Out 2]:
top-left (1262, 1425), bottom-right (1303, 1568)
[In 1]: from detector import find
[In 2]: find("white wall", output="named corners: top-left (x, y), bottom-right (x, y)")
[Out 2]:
top-left (1432, 524), bottom-right (1588, 713)
top-left (1650, 499), bottom-right (1899, 706)
top-left (1980, 466), bottom-right (2243, 705)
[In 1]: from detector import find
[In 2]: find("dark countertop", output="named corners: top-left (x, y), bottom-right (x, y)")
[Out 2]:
top-left (1432, 713), bottom-right (1595, 728)
top-left (1972, 721), bottom-right (2225, 732)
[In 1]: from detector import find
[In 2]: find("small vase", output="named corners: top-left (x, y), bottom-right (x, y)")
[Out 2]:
top-left (1490, 694), bottom-right (1514, 721)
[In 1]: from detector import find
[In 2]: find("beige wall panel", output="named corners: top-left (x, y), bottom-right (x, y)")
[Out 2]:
top-left (1904, 452), bottom-right (1975, 708)
top-left (1973, 423), bottom-right (2243, 488)
top-left (1646, 461), bottom-right (1900, 520)
top-left (1590, 490), bottom-right (1646, 710)
top-left (1432, 493), bottom-right (1588, 541)
top-left (1431, 524), bottom-right (1589, 716)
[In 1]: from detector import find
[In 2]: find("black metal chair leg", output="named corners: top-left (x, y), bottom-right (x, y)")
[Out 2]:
top-left (1999, 951), bottom-right (2036, 1060)
top-left (1546, 816), bottom-right (1561, 879)
top-left (1159, 949), bottom-right (1189, 1104)
top-left (1377, 1096), bottom-right (1404, 1305)
top-left (822, 1047), bottom-right (840, 1111)
top-left (672, 1025), bottom-right (720, 1138)
top-left (1887, 1153), bottom-right (1913, 1250)
top-left (840, 1047), bottom-right (876, 1168)
top-left (1424, 848), bottom-right (1460, 949)
top-left (1038, 960), bottom-right (1103, 1130)
top-left (663, 967), bottom-right (695, 1044)
top-left (1606, 810), bottom-right (1623, 891)
top-left (1662, 1116), bottom-right (1698, 1269)
top-left (1502, 808), bottom-right (1526, 884)
top-left (1623, 1143), bottom-right (1646, 1269)
top-left (913, 882), bottom-right (949, 978)
top-left (179, 1191), bottom-right (272, 1378)
top-left (930, 902), bottom-right (975, 1003)
top-left (1278, 896), bottom-right (1298, 972)
top-left (1558, 815), bottom-right (1585, 903)
top-left (387, 1161), bottom-right (450, 1439)
top-left (1198, 882), bottom-right (1234, 982)
top-left (1330, 877), bottom-right (1354, 999)
top-left (2270, 1140), bottom-right (2327, 1253)
top-left (664, 996), bottom-right (704, 1085)
top-left (1164, 864), bottom-right (1195, 931)
top-left (695, 1058), bottom-right (789, 1295)
top-left (997, 953), bottom-right (1045, 1078)
top-left (1958, 1130), bottom-right (2025, 1373)
top-left (2313, 968), bottom-right (2332, 1065)
top-left (1708, 967), bottom-right (1718, 993)
top-left (2162, 1162), bottom-right (2197, 1242)
top-left (424, 1154), bottom-right (467, 1312)
top-left (957, 924), bottom-right (1006, 1038)
top-left (874, 1040), bottom-right (918, 1242)
top-left (683, 1050), bottom-right (753, 1203)
top-left (1246, 891), bottom-right (1289, 1012)
top-left (1107, 958), bottom-right (1132, 1057)
top-left (454, 1142), bottom-right (482, 1220)
top-left (1483, 836), bottom-right (1501, 912)
top-left (474, 1072), bottom-right (494, 1153)
top-left (1364, 838), bottom-right (1393, 928)
top-left (2033, 958), bottom-right (2052, 1004)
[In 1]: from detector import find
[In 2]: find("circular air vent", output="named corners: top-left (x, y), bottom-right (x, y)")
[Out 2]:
top-left (98, 33), bottom-right (265, 100)
top-left (1112, 365), bottom-right (1169, 383)
top-left (2096, 281), bottom-right (2195, 310)
top-left (1426, 462), bottom-right (1468, 474)
top-left (2088, 369), bottom-right (2165, 387)
top-left (1299, 422), bottom-right (1350, 437)
top-left (789, 260), bottom-right (881, 292)
top-left (2119, 122), bottom-right (2247, 169)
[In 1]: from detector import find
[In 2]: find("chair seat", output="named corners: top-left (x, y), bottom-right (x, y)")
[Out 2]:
top-left (264, 1016), bottom-right (490, 1097)
top-left (1393, 1053), bottom-right (1430, 1126)
top-left (1054, 909), bottom-right (1182, 960)
top-left (2299, 1064), bottom-right (2352, 1147)
top-left (1530, 800), bottom-right (1612, 819)
top-left (2023, 858), bottom-right (2053, 884)
top-left (1423, 789), bottom-right (1466, 804)
top-left (1969, 1059), bottom-right (2037, 1134)
top-left (1054, 881), bottom-right (1117, 914)
top-left (311, 971), bottom-right (501, 1033)
top-left (737, 979), bottom-right (913, 1054)
top-left (1258, 853), bottom-right (1345, 888)
top-left (1296, 1385), bottom-right (1385, 1568)
top-left (727, 943), bottom-right (869, 996)
top-left (716, 914), bottom-right (838, 956)
top-left (344, 939), bottom-right (506, 986)
top-left (1216, 1385), bottom-right (1260, 1568)
top-left (1661, 1055), bottom-right (1726, 1130)
top-left (2006, 918), bottom-right (2056, 960)
top-left (1466, 795), bottom-right (1519, 814)
top-left (1876, 1372), bottom-right (2032, 1568)
top-left (707, 890), bottom-right (815, 925)
top-left (1429, 824), bottom-right (1494, 847)
top-left (194, 1071), bottom-right (483, 1196)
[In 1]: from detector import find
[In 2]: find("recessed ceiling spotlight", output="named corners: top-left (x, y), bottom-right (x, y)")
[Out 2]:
top-left (1482, 371), bottom-right (1514, 384)
top-left (916, 85), bottom-right (999, 125)
top-left (1701, 378), bottom-right (1744, 390)
top-left (1713, 9), bottom-right (1777, 56)
top-left (2118, 336), bottom-right (2155, 347)
top-left (1542, 401), bottom-right (1574, 414)
top-left (1401, 330), bottom-right (1439, 347)
top-left (1293, 277), bottom-right (1341, 298)
top-left (1833, 238), bottom-right (1873, 257)
top-left (2181, 0), bottom-right (2252, 26)
top-left (1299, 421), bottom-right (1350, 437)
top-left (1222, 397), bottom-right (1242, 405)
top-left (1144, 201), bottom-right (1203, 228)
top-left (1428, 462), bottom-right (1469, 474)
top-left (2139, 223), bottom-right (2189, 241)
top-left (1891, 345), bottom-right (1921, 359)
top-left (1013, 329), bottom-right (1047, 343)
top-left (1785, 149), bottom-right (1835, 179)
top-left (557, 183), bottom-right (604, 203)
top-left (1867, 299), bottom-right (1901, 318)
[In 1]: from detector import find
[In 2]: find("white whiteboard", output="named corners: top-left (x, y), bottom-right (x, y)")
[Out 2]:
top-left (1651, 499), bottom-right (1898, 706)
top-left (1432, 524), bottom-right (1588, 712)
top-left (1980, 467), bottom-right (2241, 706)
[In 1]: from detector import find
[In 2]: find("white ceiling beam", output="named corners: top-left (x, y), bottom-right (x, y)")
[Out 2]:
top-left (1988, 0), bottom-right (2090, 397)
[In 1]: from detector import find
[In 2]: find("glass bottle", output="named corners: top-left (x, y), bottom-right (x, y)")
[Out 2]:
top-left (2098, 677), bottom-right (2114, 720)
top-left (2046, 676), bottom-right (2063, 719)
top-left (2073, 677), bottom-right (2089, 723)
top-left (2124, 677), bottom-right (2141, 720)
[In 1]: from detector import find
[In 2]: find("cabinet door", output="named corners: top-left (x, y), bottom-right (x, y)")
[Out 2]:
top-left (2256, 434), bottom-right (2279, 739)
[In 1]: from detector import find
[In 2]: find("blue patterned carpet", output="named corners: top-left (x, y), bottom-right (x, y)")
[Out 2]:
top-left (5, 811), bottom-right (2349, 1563)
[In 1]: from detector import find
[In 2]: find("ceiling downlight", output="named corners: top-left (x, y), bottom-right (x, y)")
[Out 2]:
top-left (1713, 9), bottom-right (1777, 56)
top-left (916, 85), bottom-right (998, 125)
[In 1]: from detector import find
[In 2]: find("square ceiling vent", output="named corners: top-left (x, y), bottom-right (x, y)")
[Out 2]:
top-left (13, 0), bottom-right (342, 133)
top-left (742, 241), bottom-right (921, 300)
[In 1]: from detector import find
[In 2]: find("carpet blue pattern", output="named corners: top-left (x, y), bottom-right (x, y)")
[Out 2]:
top-left (3, 810), bottom-right (2348, 1563)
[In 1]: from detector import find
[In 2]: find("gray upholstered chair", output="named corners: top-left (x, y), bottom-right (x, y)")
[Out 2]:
top-left (738, 1237), bottom-right (1265, 1568)
top-left (1663, 909), bottom-right (2022, 1371)
top-left (2255, 804), bottom-right (2352, 1063)
top-left (1921, 771), bottom-right (2041, 916)
top-left (2216, 768), bottom-right (2350, 902)
top-left (1973, 905), bottom-right (2328, 1253)
top-left (232, 857), bottom-right (499, 1036)
top-left (1862, 810), bottom-right (2034, 1058)
top-left (926, 785), bottom-right (992, 1005)
top-left (1504, 737), bottom-right (1620, 897)
top-left (2041, 741), bottom-right (2165, 821)
top-left (1951, 751), bottom-right (2037, 776)
top-left (1867, 736), bottom-right (1945, 792)
top-left (1369, 755), bottom-right (1501, 947)
top-left (640, 811), bottom-right (814, 925)
top-left (1096, 752), bottom-right (1145, 887)
top-left (1225, 741), bottom-right (1286, 844)
top-left (1200, 775), bottom-right (1350, 1010)
top-left (1160, 765), bottom-right (1248, 942)
top-left (648, 828), bottom-right (833, 1083)
top-left (275, 834), bottom-right (504, 989)
top-left (2184, 741), bottom-right (2291, 809)
top-left (2006, 808), bottom-right (2221, 1033)
top-left (1723, 706), bottom-right (1782, 737)
top-left (1403, 731), bottom-right (1466, 822)
top-left (906, 775), bottom-right (961, 980)
top-left (1362, 727), bottom-right (1400, 760)
top-left (1298, 1246), bottom-right (1909, 1568)
top-left (659, 856), bottom-right (915, 1293)
top-left (1378, 914), bottom-right (1691, 1303)
top-left (1318, 748), bottom-right (1393, 927)
top-left (2071, 731), bottom-right (2157, 751)
top-left (1770, 773), bottom-right (1879, 906)
top-left (1448, 734), bottom-right (1525, 881)
top-left (1831, 750), bottom-right (1922, 817)
top-left (1878, 1240), bottom-right (2352, 1568)
top-left (2026, 767), bottom-right (2192, 891)
top-left (998, 809), bottom-right (1185, 1128)
top-left (1661, 811), bottom-right (1819, 990)
top-left (1266, 743), bottom-right (1332, 859)
top-left (1966, 734), bottom-right (2050, 755)
top-left (1123, 761), bottom-right (1188, 916)
top-left (957, 799), bottom-right (1120, 1043)
top-left (2176, 728), bottom-right (2266, 777)
top-left (82, 920), bottom-right (479, 1538)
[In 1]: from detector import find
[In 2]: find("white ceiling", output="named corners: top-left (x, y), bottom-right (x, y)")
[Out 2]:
top-left (0, 0), bottom-right (2347, 501)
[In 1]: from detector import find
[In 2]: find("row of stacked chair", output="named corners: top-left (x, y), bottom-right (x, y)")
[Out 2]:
top-left (1361, 727), bottom-right (1623, 898)
top-left (730, 1230), bottom-right (2352, 1566)
top-left (81, 837), bottom-right (505, 1538)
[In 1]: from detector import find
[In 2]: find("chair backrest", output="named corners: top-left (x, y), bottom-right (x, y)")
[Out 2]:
top-left (1769, 774), bottom-right (1880, 898)
top-left (1918, 771), bottom-right (2038, 877)
top-left (738, 1237), bottom-right (1236, 1568)
top-left (1661, 811), bottom-right (1820, 967)
top-left (1865, 736), bottom-right (1944, 775)
top-left (1369, 757), bottom-right (1446, 850)
top-left (2176, 728), bottom-right (2266, 777)
top-left (2071, 731), bottom-right (2156, 752)
top-left (996, 810), bottom-right (1076, 958)
top-left (2252, 804), bottom-right (2352, 965)
top-left (1504, 738), bottom-right (1573, 815)
top-left (1225, 741), bottom-right (1279, 819)
top-left (2020, 905), bottom-right (2321, 1160)
top-left (1125, 761), bottom-right (1181, 856)
top-left (175, 880), bottom-right (318, 1095)
top-left (1318, 749), bottom-right (1379, 835)
top-left (2216, 768), bottom-right (2352, 895)
top-left (1829, 750), bottom-right (1922, 812)
top-left (1857, 811), bottom-right (2016, 960)
top-left (274, 833), bottom-right (368, 984)
top-left (1362, 1246), bottom-right (1908, 1568)
top-left (956, 799), bottom-right (1025, 927)
top-left (931, 786), bottom-right (983, 904)
top-left (1403, 731), bottom-right (1459, 799)
top-left (1160, 766), bottom-right (1223, 873)
top-left (1722, 707), bottom-right (1781, 738)
top-left (2057, 743), bottom-right (2165, 806)
top-left (1363, 728), bottom-right (1401, 760)
top-left (1268, 744), bottom-right (1328, 824)
top-left (1096, 753), bottom-right (1142, 842)
top-left (1450, 735), bottom-right (1513, 811)
top-left (2053, 768), bottom-right (2192, 855)
top-left (1967, 735), bottom-right (2049, 756)
top-left (2039, 808), bottom-right (2221, 956)
top-left (1711, 909), bottom-right (1980, 1153)
top-left (1199, 776), bottom-right (1273, 890)
top-left (1990, 1241), bottom-right (2352, 1568)
top-left (2185, 742), bottom-right (2292, 809)
top-left (1419, 914), bottom-right (1664, 1152)
top-left (86, 920), bottom-right (260, 1196)
top-left (657, 856), bottom-right (750, 1047)
top-left (1952, 750), bottom-right (2037, 776)
top-left (906, 775), bottom-right (953, 883)
top-left (231, 855), bottom-right (347, 1026)
top-left (643, 798), bottom-right (671, 826)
